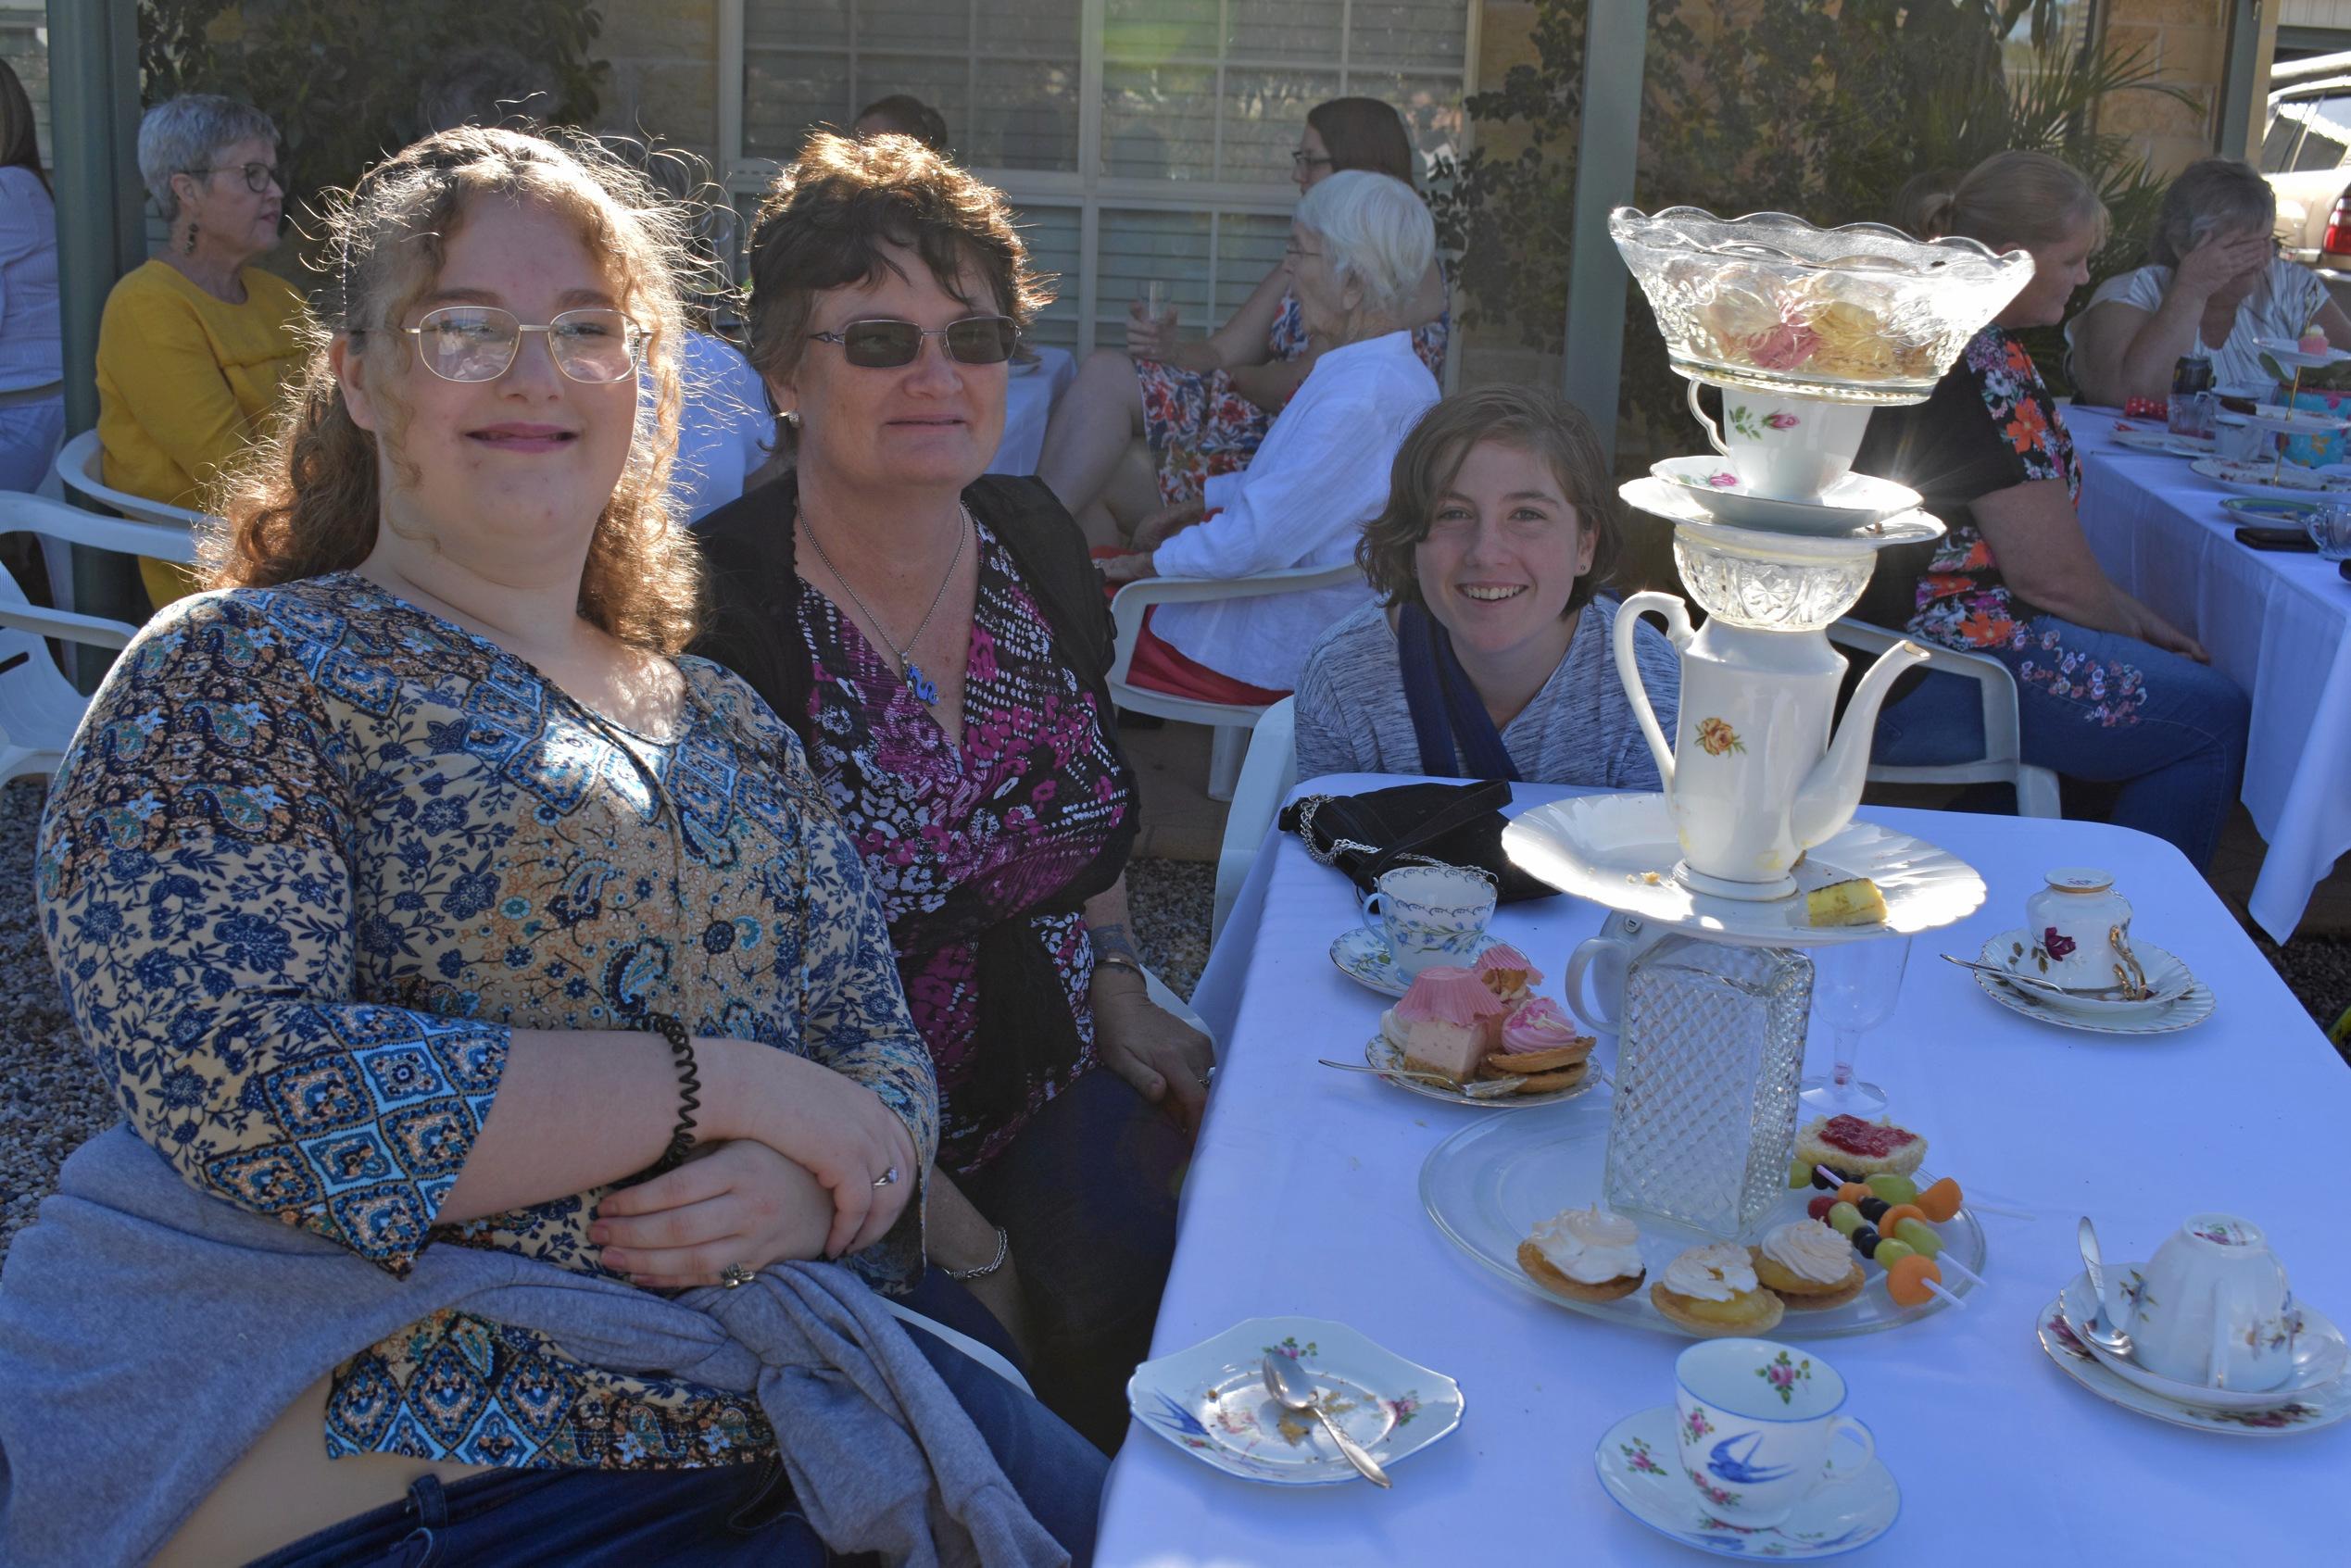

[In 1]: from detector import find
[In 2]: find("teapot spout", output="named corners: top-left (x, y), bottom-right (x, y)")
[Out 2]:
top-left (1790, 638), bottom-right (1931, 850)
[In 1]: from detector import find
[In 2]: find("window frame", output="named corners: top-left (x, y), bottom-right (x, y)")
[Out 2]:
top-left (714, 0), bottom-right (1479, 359)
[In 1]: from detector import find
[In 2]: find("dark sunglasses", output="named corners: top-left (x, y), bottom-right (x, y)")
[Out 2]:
top-left (807, 316), bottom-right (1018, 369)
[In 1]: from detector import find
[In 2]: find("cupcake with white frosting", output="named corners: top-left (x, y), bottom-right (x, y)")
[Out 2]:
top-left (1516, 1203), bottom-right (1646, 1302)
top-left (1651, 1240), bottom-right (1786, 1336)
top-left (1751, 1220), bottom-right (1865, 1311)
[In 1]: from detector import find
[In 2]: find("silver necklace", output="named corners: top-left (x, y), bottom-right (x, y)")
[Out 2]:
top-left (801, 505), bottom-right (969, 706)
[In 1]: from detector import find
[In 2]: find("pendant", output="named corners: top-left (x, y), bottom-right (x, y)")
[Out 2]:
top-left (904, 659), bottom-right (940, 706)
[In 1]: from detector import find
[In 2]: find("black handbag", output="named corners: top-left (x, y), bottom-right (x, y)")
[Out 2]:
top-left (1279, 778), bottom-right (1558, 904)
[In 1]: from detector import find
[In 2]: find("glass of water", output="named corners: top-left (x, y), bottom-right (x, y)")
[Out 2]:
top-left (2311, 500), bottom-right (2351, 560)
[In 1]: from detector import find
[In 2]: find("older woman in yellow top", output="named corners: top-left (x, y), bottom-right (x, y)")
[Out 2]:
top-left (96, 94), bottom-right (305, 610)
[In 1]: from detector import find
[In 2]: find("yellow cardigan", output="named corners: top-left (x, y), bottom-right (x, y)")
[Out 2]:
top-left (95, 259), bottom-right (307, 609)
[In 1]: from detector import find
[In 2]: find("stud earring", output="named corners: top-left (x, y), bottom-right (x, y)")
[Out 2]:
top-left (182, 221), bottom-right (199, 256)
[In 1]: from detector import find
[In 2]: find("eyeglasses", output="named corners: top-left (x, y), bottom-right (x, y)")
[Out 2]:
top-left (1290, 151), bottom-right (1334, 171)
top-left (187, 161), bottom-right (282, 194)
top-left (392, 306), bottom-right (647, 384)
top-left (807, 316), bottom-right (1019, 369)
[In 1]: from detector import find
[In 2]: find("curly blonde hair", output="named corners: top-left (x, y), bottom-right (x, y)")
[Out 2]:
top-left (202, 125), bottom-right (700, 653)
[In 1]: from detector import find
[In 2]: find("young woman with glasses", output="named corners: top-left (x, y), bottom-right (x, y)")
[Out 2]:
top-left (96, 94), bottom-right (304, 613)
top-left (4, 126), bottom-right (1102, 1567)
top-left (1036, 95), bottom-right (1451, 546)
top-left (692, 131), bottom-right (1212, 1453)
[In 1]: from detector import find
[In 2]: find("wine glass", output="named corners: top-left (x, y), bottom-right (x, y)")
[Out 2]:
top-left (1797, 935), bottom-right (1912, 1121)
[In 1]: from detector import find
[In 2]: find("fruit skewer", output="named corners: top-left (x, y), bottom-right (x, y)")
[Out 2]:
top-left (1819, 1200), bottom-right (1968, 1308)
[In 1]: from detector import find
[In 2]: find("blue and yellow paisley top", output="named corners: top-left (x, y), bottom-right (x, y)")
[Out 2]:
top-left (35, 571), bottom-right (939, 1472)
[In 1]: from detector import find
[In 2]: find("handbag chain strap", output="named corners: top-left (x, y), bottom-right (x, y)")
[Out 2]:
top-left (1292, 794), bottom-right (1444, 872)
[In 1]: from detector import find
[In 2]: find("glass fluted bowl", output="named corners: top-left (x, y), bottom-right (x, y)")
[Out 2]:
top-left (1672, 525), bottom-right (1878, 631)
top-left (1611, 206), bottom-right (2036, 406)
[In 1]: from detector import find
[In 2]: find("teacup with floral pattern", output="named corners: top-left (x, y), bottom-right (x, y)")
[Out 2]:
top-left (1359, 864), bottom-right (1497, 980)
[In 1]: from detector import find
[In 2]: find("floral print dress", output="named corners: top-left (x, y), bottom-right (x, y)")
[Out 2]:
top-left (795, 521), bottom-right (1136, 1174)
top-left (36, 572), bottom-right (938, 1473)
top-left (1138, 287), bottom-right (1452, 505)
top-left (1854, 324), bottom-right (2149, 727)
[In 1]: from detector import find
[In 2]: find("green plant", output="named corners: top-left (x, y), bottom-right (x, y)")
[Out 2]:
top-left (138, 0), bottom-right (607, 247)
top-left (1431, 0), bottom-right (2193, 449)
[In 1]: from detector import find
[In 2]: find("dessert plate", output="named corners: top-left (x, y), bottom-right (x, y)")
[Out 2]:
top-left (1503, 793), bottom-right (1987, 947)
top-left (1595, 1405), bottom-right (1900, 1560)
top-left (1969, 933), bottom-right (2213, 1035)
top-left (1649, 458), bottom-right (1920, 533)
top-left (2190, 457), bottom-right (2351, 496)
top-left (2108, 428), bottom-right (2214, 457)
top-left (1363, 1033), bottom-right (1596, 1110)
top-left (1328, 925), bottom-right (1503, 997)
top-left (2244, 402), bottom-right (2351, 432)
top-left (2037, 1294), bottom-right (2351, 1438)
top-left (1125, 1316), bottom-right (1464, 1485)
top-left (2253, 336), bottom-right (2351, 370)
top-left (1419, 1103), bottom-right (1985, 1340)
top-left (2058, 1269), bottom-right (2346, 1411)
top-left (2219, 495), bottom-right (2321, 527)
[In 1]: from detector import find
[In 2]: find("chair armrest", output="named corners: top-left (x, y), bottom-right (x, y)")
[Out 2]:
top-left (0, 603), bottom-right (140, 650)
top-left (1107, 562), bottom-right (1360, 687)
top-left (1827, 618), bottom-right (2021, 766)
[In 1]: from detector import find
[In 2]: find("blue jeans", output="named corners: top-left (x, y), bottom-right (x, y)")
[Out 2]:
top-left (1872, 615), bottom-right (2250, 871)
top-left (244, 1317), bottom-right (1103, 1567)
top-left (962, 1063), bottom-right (1186, 1454)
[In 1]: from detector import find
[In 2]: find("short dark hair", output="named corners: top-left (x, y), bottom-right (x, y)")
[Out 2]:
top-left (744, 132), bottom-right (1050, 387)
top-left (1358, 385), bottom-right (1623, 620)
top-left (856, 94), bottom-right (950, 153)
top-left (2150, 158), bottom-right (2275, 268)
top-left (1308, 97), bottom-right (1416, 185)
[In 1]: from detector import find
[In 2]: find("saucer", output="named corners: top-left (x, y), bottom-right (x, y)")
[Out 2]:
top-left (2191, 457), bottom-right (2351, 496)
top-left (1978, 928), bottom-right (2194, 1017)
top-left (1593, 1405), bottom-right (1899, 1559)
top-left (1502, 793), bottom-right (1986, 948)
top-left (2037, 1294), bottom-right (2351, 1437)
top-left (1621, 477), bottom-right (1946, 552)
top-left (1329, 925), bottom-right (1502, 997)
top-left (1649, 458), bottom-right (1920, 533)
top-left (1970, 933), bottom-right (2212, 1034)
top-left (2246, 402), bottom-right (2351, 432)
top-left (2109, 428), bottom-right (2214, 457)
top-left (2059, 1269), bottom-right (2347, 1411)
top-left (1125, 1316), bottom-right (1464, 1485)
top-left (1364, 1032), bottom-right (1596, 1110)
top-left (2220, 495), bottom-right (2321, 526)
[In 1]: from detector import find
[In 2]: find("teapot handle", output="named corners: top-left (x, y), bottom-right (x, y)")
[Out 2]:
top-left (1686, 380), bottom-right (1730, 457)
top-left (1615, 591), bottom-right (1694, 795)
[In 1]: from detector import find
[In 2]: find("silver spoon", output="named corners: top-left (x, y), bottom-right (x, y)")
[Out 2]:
top-left (1261, 1352), bottom-right (1390, 1487)
top-left (2076, 1217), bottom-right (2136, 1359)
top-left (1938, 953), bottom-right (2086, 999)
top-left (1317, 1058), bottom-right (1524, 1099)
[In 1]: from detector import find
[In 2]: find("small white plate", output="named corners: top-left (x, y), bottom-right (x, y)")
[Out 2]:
top-left (1328, 924), bottom-right (1502, 997)
top-left (2253, 336), bottom-right (2351, 370)
top-left (1125, 1316), bottom-right (1464, 1486)
top-left (1620, 477), bottom-right (1945, 552)
top-left (2191, 457), bottom-right (2351, 496)
top-left (2109, 428), bottom-right (2214, 457)
top-left (1363, 1032), bottom-right (1596, 1110)
top-left (1968, 933), bottom-right (2213, 1035)
top-left (1502, 793), bottom-right (1986, 948)
top-left (2246, 402), bottom-right (2351, 432)
top-left (2219, 495), bottom-right (2322, 527)
top-left (2059, 1269), bottom-right (2347, 1411)
top-left (1977, 928), bottom-right (2193, 1018)
top-left (1593, 1405), bottom-right (1900, 1559)
top-left (1649, 458), bottom-right (1921, 533)
top-left (2037, 1293), bottom-right (2351, 1437)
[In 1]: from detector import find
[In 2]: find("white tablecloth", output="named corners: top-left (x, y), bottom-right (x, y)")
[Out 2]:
top-left (987, 345), bottom-right (1076, 476)
top-left (1097, 776), bottom-right (2346, 1564)
top-left (2068, 406), bottom-right (2351, 939)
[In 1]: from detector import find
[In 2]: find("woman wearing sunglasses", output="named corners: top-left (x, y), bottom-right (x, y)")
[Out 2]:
top-left (693, 132), bottom-right (1209, 1454)
top-left (95, 94), bottom-right (304, 612)
top-left (3, 127), bottom-right (1101, 1566)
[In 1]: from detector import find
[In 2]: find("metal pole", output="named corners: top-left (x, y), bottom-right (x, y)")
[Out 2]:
top-left (2216, 1), bottom-right (2265, 162)
top-left (46, 0), bottom-right (147, 673)
top-left (1558, 0), bottom-right (1646, 464)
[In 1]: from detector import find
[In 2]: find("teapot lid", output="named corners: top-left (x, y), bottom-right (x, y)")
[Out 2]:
top-left (2043, 866), bottom-right (2115, 895)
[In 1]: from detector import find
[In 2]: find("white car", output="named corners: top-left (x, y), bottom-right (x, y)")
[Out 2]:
top-left (2263, 56), bottom-right (2351, 303)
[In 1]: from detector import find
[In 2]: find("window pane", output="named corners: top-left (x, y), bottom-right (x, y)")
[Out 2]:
top-left (1104, 0), bottom-right (1220, 60)
top-left (859, 0), bottom-right (970, 53)
top-left (1012, 204), bottom-right (1085, 351)
top-left (2292, 96), bottom-right (2351, 174)
top-left (1349, 1), bottom-right (1466, 69)
top-left (1347, 70), bottom-right (1468, 182)
top-left (855, 55), bottom-right (969, 140)
top-left (745, 0), bottom-right (849, 50)
top-left (743, 58), bottom-right (850, 160)
top-left (1226, 0), bottom-right (1345, 60)
top-left (1215, 212), bottom-right (1291, 326)
top-left (970, 60), bottom-right (1081, 172)
top-left (2264, 109), bottom-right (2307, 176)
top-left (1102, 64), bottom-right (1219, 180)
top-left (976, 0), bottom-right (1083, 55)
top-left (1095, 208), bottom-right (1215, 344)
top-left (1220, 68), bottom-right (1343, 183)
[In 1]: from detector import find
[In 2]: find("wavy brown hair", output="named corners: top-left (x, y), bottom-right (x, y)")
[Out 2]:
top-left (202, 125), bottom-right (700, 653)
top-left (1358, 385), bottom-right (1622, 620)
top-left (744, 131), bottom-right (1050, 391)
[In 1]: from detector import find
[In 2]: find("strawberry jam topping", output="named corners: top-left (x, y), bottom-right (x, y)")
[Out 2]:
top-left (1818, 1115), bottom-right (1918, 1157)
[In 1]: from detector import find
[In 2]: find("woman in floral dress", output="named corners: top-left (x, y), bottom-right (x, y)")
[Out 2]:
top-left (1037, 96), bottom-right (1450, 545)
top-left (1859, 151), bottom-right (2250, 869)
top-left (16, 127), bottom-right (1099, 1565)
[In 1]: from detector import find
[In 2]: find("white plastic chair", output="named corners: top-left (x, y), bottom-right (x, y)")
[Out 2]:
top-left (1211, 696), bottom-right (1296, 941)
top-left (1107, 561), bottom-right (1358, 801)
top-left (55, 428), bottom-right (213, 530)
top-left (1828, 617), bottom-right (2060, 818)
top-left (0, 495), bottom-right (194, 784)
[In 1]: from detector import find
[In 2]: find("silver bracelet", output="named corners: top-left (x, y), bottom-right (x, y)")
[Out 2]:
top-left (943, 1225), bottom-right (1011, 1282)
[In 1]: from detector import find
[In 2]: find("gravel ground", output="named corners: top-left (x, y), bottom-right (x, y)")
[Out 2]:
top-left (0, 781), bottom-right (2336, 1268)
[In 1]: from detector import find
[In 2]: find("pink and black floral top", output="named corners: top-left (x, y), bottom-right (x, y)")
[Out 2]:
top-left (1854, 324), bottom-right (2081, 650)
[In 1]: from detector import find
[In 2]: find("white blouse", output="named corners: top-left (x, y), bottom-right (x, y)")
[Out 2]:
top-left (2065, 257), bottom-right (2331, 392)
top-left (1150, 331), bottom-right (1440, 691)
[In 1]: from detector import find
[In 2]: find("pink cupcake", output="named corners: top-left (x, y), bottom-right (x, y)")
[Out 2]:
top-left (1380, 966), bottom-right (1507, 1085)
top-left (1473, 943), bottom-right (1543, 1004)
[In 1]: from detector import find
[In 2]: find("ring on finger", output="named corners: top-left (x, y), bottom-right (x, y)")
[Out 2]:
top-left (719, 1262), bottom-right (759, 1289)
top-left (873, 1165), bottom-right (900, 1189)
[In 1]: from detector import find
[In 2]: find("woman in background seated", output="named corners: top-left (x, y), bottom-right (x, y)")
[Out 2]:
top-left (96, 93), bottom-right (304, 612)
top-left (0, 60), bottom-right (62, 498)
top-left (2068, 157), bottom-right (2351, 404)
top-left (1294, 385), bottom-right (1679, 784)
top-left (1861, 151), bottom-right (2249, 870)
top-left (1096, 169), bottom-right (1442, 703)
top-left (1039, 97), bottom-right (1448, 544)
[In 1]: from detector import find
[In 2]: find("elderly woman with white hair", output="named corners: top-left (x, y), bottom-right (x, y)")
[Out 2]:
top-left (1098, 169), bottom-right (1442, 702)
top-left (95, 93), bottom-right (301, 611)
top-left (2068, 157), bottom-right (2351, 405)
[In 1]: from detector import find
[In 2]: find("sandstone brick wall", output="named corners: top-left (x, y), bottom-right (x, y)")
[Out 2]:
top-left (2102, 0), bottom-right (2237, 177)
